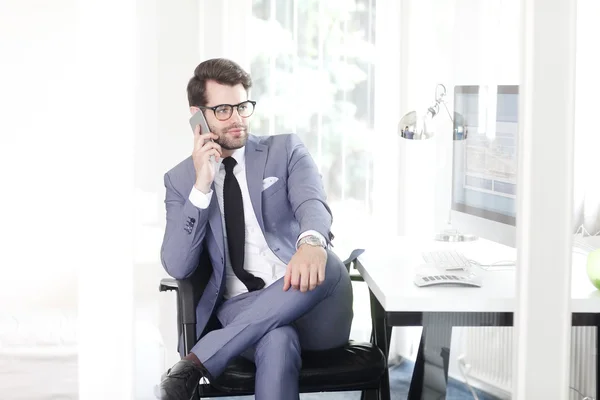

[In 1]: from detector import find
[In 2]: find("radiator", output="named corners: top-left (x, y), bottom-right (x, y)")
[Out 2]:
top-left (454, 326), bottom-right (597, 399)
top-left (569, 327), bottom-right (597, 400)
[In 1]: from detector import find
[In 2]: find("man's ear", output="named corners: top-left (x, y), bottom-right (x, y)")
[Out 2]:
top-left (190, 106), bottom-right (200, 115)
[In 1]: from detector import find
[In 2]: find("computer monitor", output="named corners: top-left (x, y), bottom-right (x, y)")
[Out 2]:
top-left (449, 85), bottom-right (519, 248)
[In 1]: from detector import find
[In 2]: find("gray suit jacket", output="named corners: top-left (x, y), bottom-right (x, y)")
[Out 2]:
top-left (160, 133), bottom-right (333, 339)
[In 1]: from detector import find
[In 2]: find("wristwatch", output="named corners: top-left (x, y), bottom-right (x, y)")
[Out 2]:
top-left (297, 235), bottom-right (326, 249)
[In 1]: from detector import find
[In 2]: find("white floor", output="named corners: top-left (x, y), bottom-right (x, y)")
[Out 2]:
top-left (0, 310), bottom-right (79, 400)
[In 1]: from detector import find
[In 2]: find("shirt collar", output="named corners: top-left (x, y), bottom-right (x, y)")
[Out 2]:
top-left (221, 147), bottom-right (245, 169)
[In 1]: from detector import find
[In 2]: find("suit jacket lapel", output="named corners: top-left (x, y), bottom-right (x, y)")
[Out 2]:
top-left (245, 137), bottom-right (267, 233)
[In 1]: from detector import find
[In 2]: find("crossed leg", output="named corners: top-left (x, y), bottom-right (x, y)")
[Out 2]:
top-left (191, 250), bottom-right (353, 400)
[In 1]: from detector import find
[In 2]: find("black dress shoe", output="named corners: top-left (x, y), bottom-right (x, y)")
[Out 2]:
top-left (156, 360), bottom-right (208, 400)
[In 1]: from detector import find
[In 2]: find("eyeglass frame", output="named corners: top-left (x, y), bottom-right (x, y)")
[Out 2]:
top-left (197, 100), bottom-right (257, 121)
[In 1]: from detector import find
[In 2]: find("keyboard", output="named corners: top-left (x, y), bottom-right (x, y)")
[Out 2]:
top-left (414, 273), bottom-right (482, 288)
top-left (421, 249), bottom-right (471, 271)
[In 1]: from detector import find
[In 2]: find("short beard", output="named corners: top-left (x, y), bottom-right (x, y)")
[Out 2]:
top-left (218, 136), bottom-right (247, 150)
top-left (211, 123), bottom-right (248, 150)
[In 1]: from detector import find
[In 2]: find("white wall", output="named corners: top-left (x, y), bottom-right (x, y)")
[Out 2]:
top-left (0, 0), bottom-right (79, 313)
top-left (1, 1), bottom-right (138, 399)
top-left (573, 0), bottom-right (600, 234)
top-left (0, 3), bottom-right (81, 396)
top-left (0, 1), bottom-right (205, 398)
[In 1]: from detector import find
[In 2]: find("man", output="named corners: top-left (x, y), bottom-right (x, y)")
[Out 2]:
top-left (157, 58), bottom-right (353, 400)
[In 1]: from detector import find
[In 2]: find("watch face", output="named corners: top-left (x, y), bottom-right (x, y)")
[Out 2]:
top-left (303, 236), bottom-right (322, 246)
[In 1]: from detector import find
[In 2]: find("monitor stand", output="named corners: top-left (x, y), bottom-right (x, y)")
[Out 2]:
top-left (434, 228), bottom-right (478, 243)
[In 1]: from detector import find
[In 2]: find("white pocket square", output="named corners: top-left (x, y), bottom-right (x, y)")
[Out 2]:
top-left (262, 177), bottom-right (279, 191)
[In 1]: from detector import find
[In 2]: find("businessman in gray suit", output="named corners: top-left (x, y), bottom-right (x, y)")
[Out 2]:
top-left (157, 58), bottom-right (353, 400)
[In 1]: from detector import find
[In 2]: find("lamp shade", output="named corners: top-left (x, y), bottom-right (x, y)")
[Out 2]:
top-left (398, 111), bottom-right (435, 140)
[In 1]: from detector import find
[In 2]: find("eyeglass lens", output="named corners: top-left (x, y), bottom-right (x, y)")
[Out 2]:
top-left (214, 101), bottom-right (254, 121)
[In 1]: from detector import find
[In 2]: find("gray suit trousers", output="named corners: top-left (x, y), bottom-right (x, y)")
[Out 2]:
top-left (190, 250), bottom-right (353, 400)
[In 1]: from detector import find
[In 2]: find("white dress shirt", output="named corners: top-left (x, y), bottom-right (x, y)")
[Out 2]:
top-left (188, 148), bottom-right (325, 299)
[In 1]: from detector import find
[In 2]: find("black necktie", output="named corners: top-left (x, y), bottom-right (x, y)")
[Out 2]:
top-left (222, 157), bottom-right (265, 291)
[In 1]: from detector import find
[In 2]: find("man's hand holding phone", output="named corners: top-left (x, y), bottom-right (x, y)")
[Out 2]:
top-left (192, 123), bottom-right (221, 194)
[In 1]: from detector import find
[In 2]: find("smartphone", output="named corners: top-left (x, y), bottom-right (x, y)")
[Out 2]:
top-left (189, 111), bottom-right (216, 162)
top-left (189, 110), bottom-right (210, 135)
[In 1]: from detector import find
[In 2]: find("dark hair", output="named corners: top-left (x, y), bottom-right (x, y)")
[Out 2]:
top-left (187, 58), bottom-right (252, 107)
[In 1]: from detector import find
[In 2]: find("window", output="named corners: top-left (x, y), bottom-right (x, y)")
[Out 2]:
top-left (249, 0), bottom-right (376, 243)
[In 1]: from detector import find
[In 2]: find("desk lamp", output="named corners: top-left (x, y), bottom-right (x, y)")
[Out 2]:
top-left (398, 84), bottom-right (460, 140)
top-left (398, 84), bottom-right (476, 242)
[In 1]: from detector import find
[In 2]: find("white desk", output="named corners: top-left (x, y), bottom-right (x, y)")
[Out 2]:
top-left (353, 236), bottom-right (600, 399)
top-left (356, 236), bottom-right (600, 313)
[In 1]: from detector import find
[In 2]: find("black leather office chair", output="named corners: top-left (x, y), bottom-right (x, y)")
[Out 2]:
top-left (159, 250), bottom-right (389, 399)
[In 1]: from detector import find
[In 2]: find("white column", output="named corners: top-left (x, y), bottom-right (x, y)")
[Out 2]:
top-left (76, 0), bottom-right (136, 399)
top-left (372, 0), bottom-right (402, 237)
top-left (152, 0), bottom-right (205, 371)
top-left (513, 0), bottom-right (577, 398)
top-left (199, 0), bottom-right (253, 69)
top-left (155, 0), bottom-right (202, 172)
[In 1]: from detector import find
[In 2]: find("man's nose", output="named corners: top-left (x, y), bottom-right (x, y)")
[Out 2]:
top-left (230, 107), bottom-right (243, 123)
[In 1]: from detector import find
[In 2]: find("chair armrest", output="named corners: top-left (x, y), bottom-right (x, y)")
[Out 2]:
top-left (159, 277), bottom-right (198, 325)
top-left (341, 248), bottom-right (365, 270)
top-left (159, 278), bottom-right (178, 292)
top-left (342, 249), bottom-right (366, 283)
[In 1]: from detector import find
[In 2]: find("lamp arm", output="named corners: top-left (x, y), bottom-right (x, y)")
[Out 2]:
top-left (442, 101), bottom-right (454, 123)
top-left (428, 84), bottom-right (454, 123)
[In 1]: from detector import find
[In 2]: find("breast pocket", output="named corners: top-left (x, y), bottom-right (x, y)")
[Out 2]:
top-left (261, 177), bottom-right (286, 199)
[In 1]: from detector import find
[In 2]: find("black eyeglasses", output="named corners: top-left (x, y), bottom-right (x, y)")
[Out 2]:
top-left (198, 100), bottom-right (256, 121)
